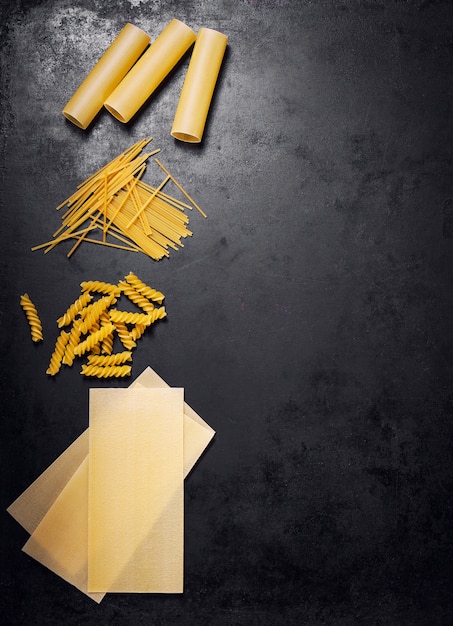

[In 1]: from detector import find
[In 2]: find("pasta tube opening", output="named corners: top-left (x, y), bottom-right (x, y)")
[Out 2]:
top-left (171, 27), bottom-right (228, 143)
top-left (62, 23), bottom-right (150, 130)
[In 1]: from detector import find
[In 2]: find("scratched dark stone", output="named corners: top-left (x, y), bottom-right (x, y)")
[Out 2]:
top-left (1, 1), bottom-right (453, 624)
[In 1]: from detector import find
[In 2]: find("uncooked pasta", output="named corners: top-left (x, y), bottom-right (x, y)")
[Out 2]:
top-left (42, 272), bottom-right (166, 378)
top-left (73, 323), bottom-right (116, 357)
top-left (108, 310), bottom-right (154, 325)
top-left (118, 280), bottom-right (155, 313)
top-left (57, 292), bottom-right (93, 328)
top-left (62, 324), bottom-right (82, 366)
top-left (87, 351), bottom-right (132, 366)
top-left (112, 321), bottom-right (137, 350)
top-left (99, 314), bottom-right (115, 355)
top-left (130, 323), bottom-right (148, 342)
top-left (124, 271), bottom-right (165, 303)
top-left (46, 330), bottom-right (70, 376)
top-left (149, 307), bottom-right (167, 323)
top-left (32, 139), bottom-right (206, 261)
top-left (80, 364), bottom-right (132, 378)
top-left (20, 293), bottom-right (43, 342)
top-left (77, 295), bottom-right (117, 334)
top-left (80, 281), bottom-right (121, 297)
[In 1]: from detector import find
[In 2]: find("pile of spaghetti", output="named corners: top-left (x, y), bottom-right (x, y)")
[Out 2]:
top-left (33, 138), bottom-right (206, 261)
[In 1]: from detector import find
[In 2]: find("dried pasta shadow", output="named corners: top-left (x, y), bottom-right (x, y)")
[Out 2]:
top-left (185, 434), bottom-right (216, 483)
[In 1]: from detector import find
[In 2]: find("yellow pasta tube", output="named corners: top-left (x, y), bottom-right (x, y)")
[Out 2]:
top-left (104, 19), bottom-right (196, 123)
top-left (62, 23), bottom-right (150, 129)
top-left (171, 27), bottom-right (228, 143)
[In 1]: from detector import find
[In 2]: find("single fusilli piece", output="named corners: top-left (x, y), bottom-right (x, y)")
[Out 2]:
top-left (130, 323), bottom-right (148, 342)
top-left (57, 292), bottom-right (92, 328)
top-left (99, 311), bottom-right (114, 354)
top-left (124, 271), bottom-right (165, 304)
top-left (87, 351), bottom-right (133, 366)
top-left (73, 323), bottom-right (115, 357)
top-left (46, 330), bottom-right (70, 375)
top-left (118, 280), bottom-right (155, 313)
top-left (149, 306), bottom-right (167, 323)
top-left (87, 318), bottom-right (102, 355)
top-left (77, 295), bottom-right (116, 335)
top-left (62, 323), bottom-right (82, 366)
top-left (109, 310), bottom-right (154, 325)
top-left (20, 293), bottom-right (43, 342)
top-left (80, 364), bottom-right (132, 378)
top-left (80, 281), bottom-right (121, 298)
top-left (112, 321), bottom-right (137, 350)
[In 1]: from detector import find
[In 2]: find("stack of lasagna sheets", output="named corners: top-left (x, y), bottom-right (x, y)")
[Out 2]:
top-left (7, 366), bottom-right (215, 602)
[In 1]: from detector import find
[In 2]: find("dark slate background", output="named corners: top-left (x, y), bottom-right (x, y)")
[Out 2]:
top-left (1, 1), bottom-right (453, 624)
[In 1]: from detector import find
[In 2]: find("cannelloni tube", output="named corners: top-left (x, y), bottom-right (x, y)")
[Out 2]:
top-left (62, 23), bottom-right (150, 130)
top-left (171, 27), bottom-right (228, 143)
top-left (104, 19), bottom-right (196, 123)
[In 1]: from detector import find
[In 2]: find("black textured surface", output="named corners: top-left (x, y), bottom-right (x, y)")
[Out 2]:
top-left (1, 1), bottom-right (453, 624)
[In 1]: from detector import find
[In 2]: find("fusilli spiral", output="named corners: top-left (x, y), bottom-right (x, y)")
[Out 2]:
top-left (87, 351), bottom-right (133, 366)
top-left (124, 271), bottom-right (165, 303)
top-left (73, 323), bottom-right (115, 357)
top-left (109, 310), bottom-right (153, 325)
top-left (118, 280), bottom-right (155, 313)
top-left (149, 306), bottom-right (167, 323)
top-left (112, 321), bottom-right (137, 350)
top-left (62, 323), bottom-right (82, 366)
top-left (20, 293), bottom-right (43, 342)
top-left (80, 364), bottom-right (132, 378)
top-left (38, 272), bottom-right (167, 378)
top-left (57, 292), bottom-right (92, 328)
top-left (130, 323), bottom-right (148, 342)
top-left (78, 295), bottom-right (116, 334)
top-left (99, 311), bottom-right (114, 354)
top-left (80, 281), bottom-right (121, 297)
top-left (47, 330), bottom-right (70, 375)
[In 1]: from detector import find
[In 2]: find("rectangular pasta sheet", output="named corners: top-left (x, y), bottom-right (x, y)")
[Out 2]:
top-left (131, 366), bottom-right (214, 477)
top-left (8, 367), bottom-right (214, 533)
top-left (8, 367), bottom-right (215, 601)
top-left (7, 429), bottom-right (89, 535)
top-left (88, 387), bottom-right (184, 593)
top-left (22, 457), bottom-right (104, 604)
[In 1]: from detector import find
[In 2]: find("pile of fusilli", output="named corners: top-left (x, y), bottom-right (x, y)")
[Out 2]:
top-left (20, 272), bottom-right (166, 378)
